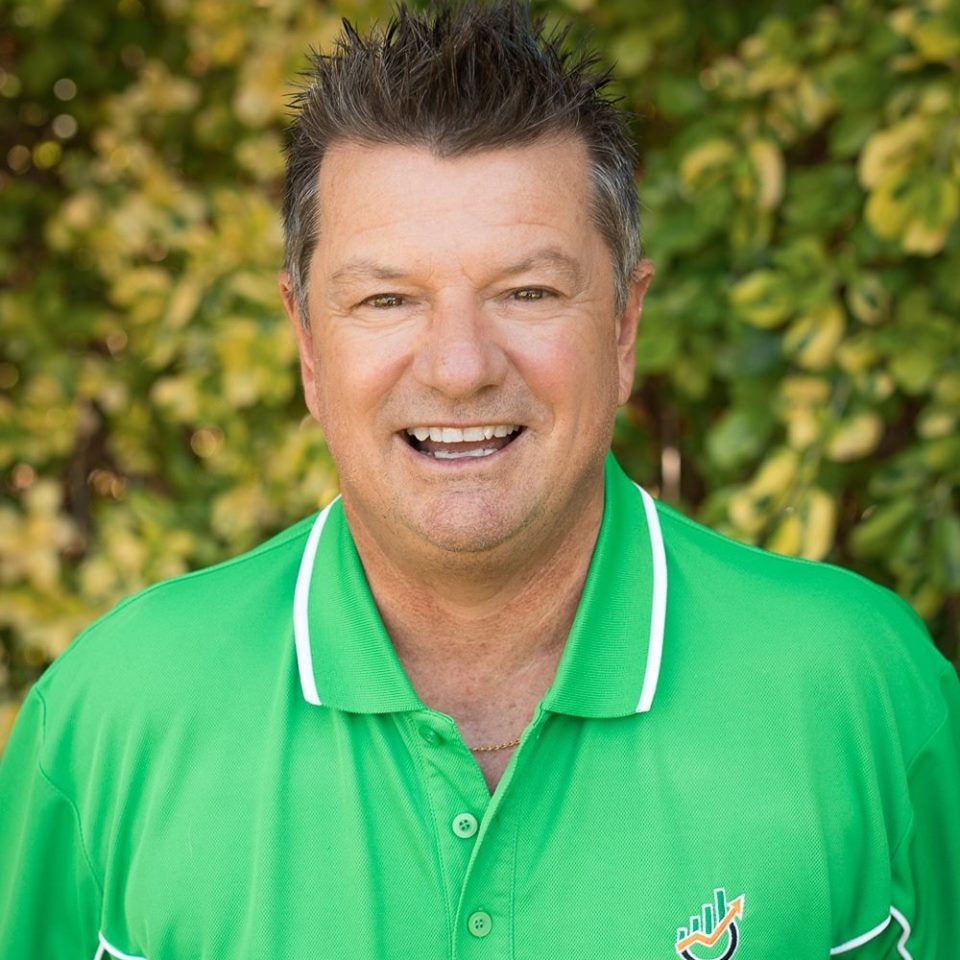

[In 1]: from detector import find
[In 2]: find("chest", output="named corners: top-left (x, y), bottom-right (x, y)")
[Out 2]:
top-left (98, 709), bottom-right (891, 960)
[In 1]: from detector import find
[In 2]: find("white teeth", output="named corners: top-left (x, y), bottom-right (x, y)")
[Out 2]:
top-left (433, 448), bottom-right (498, 459)
top-left (406, 424), bottom-right (520, 442)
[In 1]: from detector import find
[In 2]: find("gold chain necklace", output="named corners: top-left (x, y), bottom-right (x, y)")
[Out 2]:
top-left (469, 734), bottom-right (521, 753)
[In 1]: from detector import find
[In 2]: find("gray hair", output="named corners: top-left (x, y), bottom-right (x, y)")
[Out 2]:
top-left (282, 1), bottom-right (640, 322)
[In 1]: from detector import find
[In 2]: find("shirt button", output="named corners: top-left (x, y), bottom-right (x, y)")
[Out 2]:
top-left (419, 725), bottom-right (442, 745)
top-left (451, 812), bottom-right (479, 839)
top-left (467, 911), bottom-right (492, 938)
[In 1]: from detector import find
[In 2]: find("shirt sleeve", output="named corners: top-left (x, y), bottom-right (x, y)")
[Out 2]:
top-left (871, 667), bottom-right (960, 959)
top-left (0, 689), bottom-right (102, 958)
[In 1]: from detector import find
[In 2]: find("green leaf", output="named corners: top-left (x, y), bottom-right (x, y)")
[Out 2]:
top-left (729, 269), bottom-right (794, 328)
top-left (850, 499), bottom-right (918, 558)
top-left (933, 514), bottom-right (960, 591)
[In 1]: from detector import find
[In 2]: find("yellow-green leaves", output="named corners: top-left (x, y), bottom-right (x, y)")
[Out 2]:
top-left (675, 133), bottom-right (786, 255)
top-left (845, 273), bottom-right (890, 325)
top-left (215, 318), bottom-right (297, 409)
top-left (730, 270), bottom-right (795, 328)
top-left (766, 487), bottom-right (837, 561)
top-left (892, 1), bottom-right (960, 64)
top-left (859, 116), bottom-right (930, 189)
top-left (680, 138), bottom-right (738, 189)
top-left (778, 374), bottom-right (829, 450)
top-left (826, 410), bottom-right (885, 461)
top-left (728, 447), bottom-right (800, 535)
top-left (860, 110), bottom-right (960, 255)
top-left (748, 139), bottom-right (786, 211)
top-left (783, 301), bottom-right (845, 370)
top-left (0, 0), bottom-right (391, 729)
top-left (645, 0), bottom-right (959, 654)
top-left (865, 170), bottom-right (959, 254)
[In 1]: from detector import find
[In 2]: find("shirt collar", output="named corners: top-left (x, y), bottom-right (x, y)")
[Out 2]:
top-left (293, 498), bottom-right (422, 713)
top-left (542, 454), bottom-right (667, 717)
top-left (292, 452), bottom-right (667, 717)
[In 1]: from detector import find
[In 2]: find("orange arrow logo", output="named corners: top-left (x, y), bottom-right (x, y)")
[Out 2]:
top-left (676, 896), bottom-right (744, 954)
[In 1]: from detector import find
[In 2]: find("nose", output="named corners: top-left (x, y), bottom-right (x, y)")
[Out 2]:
top-left (411, 293), bottom-right (507, 399)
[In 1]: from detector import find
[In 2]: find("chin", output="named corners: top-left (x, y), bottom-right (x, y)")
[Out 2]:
top-left (402, 499), bottom-right (536, 556)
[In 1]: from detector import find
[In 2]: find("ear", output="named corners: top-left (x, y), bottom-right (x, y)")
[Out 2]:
top-left (279, 271), bottom-right (322, 422)
top-left (615, 258), bottom-right (655, 406)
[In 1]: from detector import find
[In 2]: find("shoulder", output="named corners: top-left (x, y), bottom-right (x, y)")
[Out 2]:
top-left (653, 500), bottom-right (953, 753)
top-left (32, 512), bottom-right (319, 727)
top-left (656, 498), bottom-right (933, 648)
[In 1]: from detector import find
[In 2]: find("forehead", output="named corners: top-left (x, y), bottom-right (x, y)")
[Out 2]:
top-left (310, 137), bottom-right (604, 275)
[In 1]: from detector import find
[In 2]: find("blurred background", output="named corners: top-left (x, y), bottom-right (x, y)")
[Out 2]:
top-left (1, 0), bottom-right (958, 748)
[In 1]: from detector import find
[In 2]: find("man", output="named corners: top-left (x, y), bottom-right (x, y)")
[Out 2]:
top-left (1, 3), bottom-right (958, 958)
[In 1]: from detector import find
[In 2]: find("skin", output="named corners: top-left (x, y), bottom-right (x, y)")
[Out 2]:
top-left (282, 137), bottom-right (653, 790)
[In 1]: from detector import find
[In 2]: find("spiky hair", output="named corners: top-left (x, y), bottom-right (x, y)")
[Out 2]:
top-left (282, 1), bottom-right (640, 320)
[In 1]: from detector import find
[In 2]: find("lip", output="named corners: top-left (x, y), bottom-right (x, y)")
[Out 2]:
top-left (394, 425), bottom-right (526, 468)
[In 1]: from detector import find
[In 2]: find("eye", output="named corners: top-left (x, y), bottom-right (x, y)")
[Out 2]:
top-left (511, 287), bottom-right (550, 302)
top-left (362, 293), bottom-right (405, 308)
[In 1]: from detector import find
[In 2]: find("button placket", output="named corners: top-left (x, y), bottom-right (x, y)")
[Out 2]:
top-left (452, 707), bottom-right (548, 957)
top-left (408, 711), bottom-right (494, 939)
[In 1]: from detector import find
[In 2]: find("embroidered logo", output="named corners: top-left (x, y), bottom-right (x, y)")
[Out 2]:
top-left (675, 888), bottom-right (744, 960)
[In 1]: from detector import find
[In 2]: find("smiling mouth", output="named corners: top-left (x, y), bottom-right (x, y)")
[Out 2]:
top-left (403, 424), bottom-right (523, 460)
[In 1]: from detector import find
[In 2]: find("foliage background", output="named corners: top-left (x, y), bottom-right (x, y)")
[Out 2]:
top-left (1, 0), bottom-right (958, 747)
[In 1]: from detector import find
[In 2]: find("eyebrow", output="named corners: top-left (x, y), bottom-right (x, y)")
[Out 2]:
top-left (497, 248), bottom-right (584, 288)
top-left (329, 260), bottom-right (409, 287)
top-left (327, 247), bottom-right (584, 289)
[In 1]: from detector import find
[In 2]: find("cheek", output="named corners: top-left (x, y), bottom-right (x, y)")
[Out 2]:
top-left (310, 330), bottom-right (412, 431)
top-left (519, 326), bottom-right (619, 412)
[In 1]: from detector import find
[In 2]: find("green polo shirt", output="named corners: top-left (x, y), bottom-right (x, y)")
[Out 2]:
top-left (1, 455), bottom-right (957, 959)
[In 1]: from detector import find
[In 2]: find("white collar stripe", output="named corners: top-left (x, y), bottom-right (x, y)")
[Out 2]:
top-left (635, 485), bottom-right (667, 713)
top-left (293, 499), bottom-right (339, 706)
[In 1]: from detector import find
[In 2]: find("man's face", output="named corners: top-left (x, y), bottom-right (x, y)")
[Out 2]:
top-left (284, 137), bottom-right (652, 561)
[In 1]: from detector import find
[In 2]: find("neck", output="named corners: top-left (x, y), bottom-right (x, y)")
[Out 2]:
top-left (343, 483), bottom-right (604, 719)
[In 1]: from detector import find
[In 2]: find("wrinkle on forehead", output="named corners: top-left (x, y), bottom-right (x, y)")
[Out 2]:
top-left (328, 247), bottom-right (585, 291)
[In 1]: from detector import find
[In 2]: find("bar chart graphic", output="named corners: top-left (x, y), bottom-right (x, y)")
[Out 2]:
top-left (675, 888), bottom-right (744, 960)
